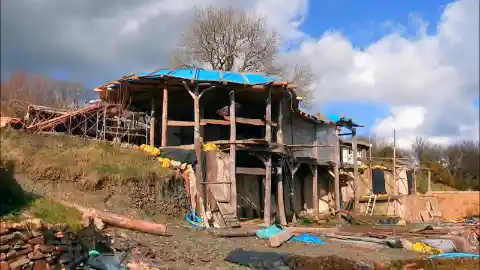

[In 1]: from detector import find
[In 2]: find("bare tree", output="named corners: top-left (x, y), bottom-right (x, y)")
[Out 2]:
top-left (0, 72), bottom-right (86, 118)
top-left (173, 6), bottom-right (314, 106)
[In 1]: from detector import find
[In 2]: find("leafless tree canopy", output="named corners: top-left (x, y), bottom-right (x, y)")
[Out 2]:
top-left (0, 72), bottom-right (86, 118)
top-left (174, 6), bottom-right (314, 106)
top-left (368, 135), bottom-right (479, 190)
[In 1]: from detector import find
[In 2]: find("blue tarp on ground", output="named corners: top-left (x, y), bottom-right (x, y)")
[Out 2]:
top-left (138, 68), bottom-right (279, 85)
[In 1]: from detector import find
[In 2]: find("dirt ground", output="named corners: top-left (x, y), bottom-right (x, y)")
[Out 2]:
top-left (18, 177), bottom-right (423, 270)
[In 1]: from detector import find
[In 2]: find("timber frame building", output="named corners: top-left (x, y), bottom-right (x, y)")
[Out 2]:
top-left (94, 68), bottom-right (362, 227)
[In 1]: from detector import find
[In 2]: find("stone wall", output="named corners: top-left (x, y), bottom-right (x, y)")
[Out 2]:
top-left (1, 219), bottom-right (92, 270)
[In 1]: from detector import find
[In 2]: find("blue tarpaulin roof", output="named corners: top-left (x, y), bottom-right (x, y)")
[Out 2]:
top-left (138, 68), bottom-right (280, 85)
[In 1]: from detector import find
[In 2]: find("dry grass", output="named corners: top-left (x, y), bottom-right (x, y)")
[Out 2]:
top-left (0, 128), bottom-right (173, 186)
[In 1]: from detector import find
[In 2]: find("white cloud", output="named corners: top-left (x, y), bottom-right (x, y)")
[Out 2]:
top-left (298, 0), bottom-right (479, 146)
top-left (1, 0), bottom-right (478, 146)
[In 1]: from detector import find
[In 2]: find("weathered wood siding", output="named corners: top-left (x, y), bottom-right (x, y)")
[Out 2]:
top-left (282, 103), bottom-right (336, 163)
top-left (315, 125), bottom-right (336, 163)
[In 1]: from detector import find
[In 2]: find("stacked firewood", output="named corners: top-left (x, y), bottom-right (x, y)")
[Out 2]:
top-left (0, 219), bottom-right (81, 270)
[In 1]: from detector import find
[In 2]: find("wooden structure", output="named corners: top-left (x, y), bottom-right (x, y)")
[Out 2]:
top-left (94, 68), bottom-right (361, 227)
top-left (23, 103), bottom-right (149, 145)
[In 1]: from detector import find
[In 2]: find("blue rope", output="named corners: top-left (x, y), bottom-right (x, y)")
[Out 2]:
top-left (186, 209), bottom-right (204, 228)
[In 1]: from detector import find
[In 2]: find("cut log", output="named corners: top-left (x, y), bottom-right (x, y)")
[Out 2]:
top-left (59, 201), bottom-right (170, 236)
top-left (212, 228), bottom-right (257, 238)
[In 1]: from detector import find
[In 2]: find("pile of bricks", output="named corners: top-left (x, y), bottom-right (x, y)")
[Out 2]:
top-left (0, 219), bottom-right (80, 270)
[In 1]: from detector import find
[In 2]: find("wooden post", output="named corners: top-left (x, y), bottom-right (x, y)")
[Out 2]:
top-left (149, 97), bottom-right (156, 146)
top-left (263, 87), bottom-right (273, 225)
top-left (352, 128), bottom-right (359, 214)
top-left (334, 127), bottom-right (341, 216)
top-left (229, 90), bottom-right (237, 216)
top-left (427, 169), bottom-right (432, 194)
top-left (265, 86), bottom-right (272, 141)
top-left (412, 168), bottom-right (417, 194)
top-left (276, 100), bottom-right (286, 225)
top-left (103, 105), bottom-right (107, 140)
top-left (264, 155), bottom-right (272, 225)
top-left (276, 100), bottom-right (284, 144)
top-left (277, 165), bottom-right (286, 225)
top-left (161, 88), bottom-right (168, 147)
top-left (312, 164), bottom-right (319, 220)
top-left (393, 129), bottom-right (397, 194)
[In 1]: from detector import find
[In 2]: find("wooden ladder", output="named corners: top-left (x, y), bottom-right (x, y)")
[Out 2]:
top-left (365, 194), bottom-right (377, 216)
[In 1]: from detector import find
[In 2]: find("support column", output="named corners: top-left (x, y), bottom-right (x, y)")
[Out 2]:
top-left (312, 165), bottom-right (319, 220)
top-left (427, 170), bottom-right (432, 194)
top-left (161, 88), bottom-right (168, 147)
top-left (334, 127), bottom-right (341, 217)
top-left (276, 100), bottom-right (286, 225)
top-left (313, 125), bottom-right (319, 220)
top-left (149, 97), bottom-right (156, 146)
top-left (352, 128), bottom-right (359, 214)
top-left (264, 155), bottom-right (272, 225)
top-left (229, 90), bottom-right (237, 216)
top-left (264, 86), bottom-right (272, 225)
top-left (265, 86), bottom-right (272, 141)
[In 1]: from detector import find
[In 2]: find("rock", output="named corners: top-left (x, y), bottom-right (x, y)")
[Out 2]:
top-left (29, 232), bottom-right (42, 239)
top-left (9, 246), bottom-right (33, 260)
top-left (0, 234), bottom-right (15, 245)
top-left (5, 250), bottom-right (16, 260)
top-left (12, 233), bottom-right (29, 242)
top-left (0, 227), bottom-right (9, 237)
top-left (33, 260), bottom-right (46, 270)
top-left (0, 245), bottom-right (10, 253)
top-left (0, 261), bottom-right (10, 270)
top-left (37, 246), bottom-right (54, 254)
top-left (13, 245), bottom-right (30, 251)
top-left (27, 238), bottom-right (44, 246)
top-left (28, 250), bottom-right (45, 261)
top-left (8, 256), bottom-right (30, 270)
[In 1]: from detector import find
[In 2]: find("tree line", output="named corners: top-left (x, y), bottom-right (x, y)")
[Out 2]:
top-left (364, 136), bottom-right (479, 191)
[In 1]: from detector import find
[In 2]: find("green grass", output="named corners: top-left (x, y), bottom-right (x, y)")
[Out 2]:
top-left (1, 197), bottom-right (83, 230)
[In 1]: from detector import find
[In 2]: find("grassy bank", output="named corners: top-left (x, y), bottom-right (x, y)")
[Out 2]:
top-left (1, 129), bottom-right (187, 221)
top-left (0, 129), bottom-right (174, 186)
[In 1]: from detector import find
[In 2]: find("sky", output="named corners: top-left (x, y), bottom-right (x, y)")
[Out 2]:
top-left (1, 0), bottom-right (479, 148)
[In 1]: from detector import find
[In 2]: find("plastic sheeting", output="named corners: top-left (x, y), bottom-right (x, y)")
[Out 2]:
top-left (139, 68), bottom-right (279, 85)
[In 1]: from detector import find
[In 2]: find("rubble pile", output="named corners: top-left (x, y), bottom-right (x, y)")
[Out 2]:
top-left (0, 219), bottom-right (105, 270)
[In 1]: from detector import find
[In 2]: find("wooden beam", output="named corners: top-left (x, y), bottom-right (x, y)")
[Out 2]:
top-left (229, 90), bottom-right (237, 217)
top-left (222, 116), bottom-right (277, 127)
top-left (264, 155), bottom-right (272, 225)
top-left (352, 130), bottom-right (359, 214)
top-left (334, 127), bottom-right (341, 217)
top-left (161, 88), bottom-right (168, 147)
top-left (265, 86), bottom-right (272, 141)
top-left (167, 118), bottom-right (277, 127)
top-left (236, 167), bottom-right (266, 175)
top-left (149, 97), bottom-right (156, 146)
